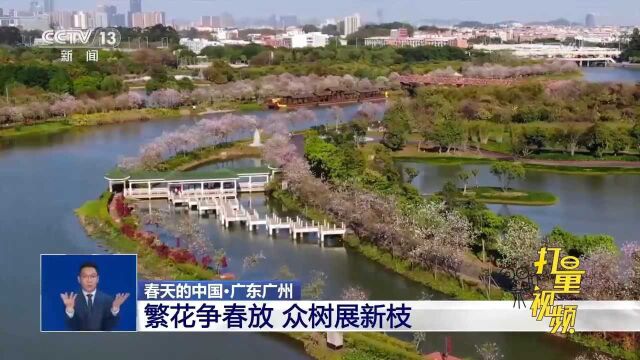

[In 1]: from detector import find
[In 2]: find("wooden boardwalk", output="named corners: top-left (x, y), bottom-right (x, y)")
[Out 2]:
top-left (168, 194), bottom-right (346, 246)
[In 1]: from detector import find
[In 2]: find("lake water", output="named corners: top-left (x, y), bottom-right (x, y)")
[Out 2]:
top-left (582, 66), bottom-right (640, 83)
top-left (399, 161), bottom-right (640, 246)
top-left (0, 105), bottom-right (594, 359)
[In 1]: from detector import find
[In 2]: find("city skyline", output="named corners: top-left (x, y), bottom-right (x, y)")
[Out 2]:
top-left (0, 0), bottom-right (638, 26)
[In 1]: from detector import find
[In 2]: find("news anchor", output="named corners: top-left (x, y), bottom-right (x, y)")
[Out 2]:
top-left (59, 262), bottom-right (130, 331)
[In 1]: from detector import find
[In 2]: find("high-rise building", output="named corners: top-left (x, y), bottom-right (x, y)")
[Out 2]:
top-left (201, 15), bottom-right (211, 27)
top-left (73, 10), bottom-right (91, 28)
top-left (585, 13), bottom-right (596, 27)
top-left (128, 0), bottom-right (142, 26)
top-left (343, 13), bottom-right (361, 36)
top-left (29, 1), bottom-right (41, 15)
top-left (94, 11), bottom-right (108, 27)
top-left (221, 12), bottom-right (234, 27)
top-left (211, 16), bottom-right (221, 28)
top-left (131, 11), bottom-right (165, 28)
top-left (279, 15), bottom-right (298, 29)
top-left (111, 13), bottom-right (125, 26)
top-left (50, 10), bottom-right (73, 28)
top-left (130, 0), bottom-right (142, 13)
top-left (97, 5), bottom-right (119, 26)
top-left (44, 0), bottom-right (54, 13)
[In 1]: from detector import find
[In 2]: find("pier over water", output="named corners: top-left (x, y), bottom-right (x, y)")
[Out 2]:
top-left (105, 165), bottom-right (347, 246)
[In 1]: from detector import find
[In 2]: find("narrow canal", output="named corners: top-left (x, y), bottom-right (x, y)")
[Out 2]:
top-left (2, 104), bottom-right (625, 359)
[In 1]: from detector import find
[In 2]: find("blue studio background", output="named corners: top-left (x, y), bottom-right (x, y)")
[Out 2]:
top-left (41, 254), bottom-right (137, 331)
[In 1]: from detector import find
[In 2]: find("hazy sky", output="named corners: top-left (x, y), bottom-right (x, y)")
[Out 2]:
top-left (2, 0), bottom-right (639, 25)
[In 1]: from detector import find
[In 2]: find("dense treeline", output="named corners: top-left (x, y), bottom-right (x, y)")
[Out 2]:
top-left (0, 74), bottom-right (391, 125)
top-left (200, 43), bottom-right (469, 65)
top-left (344, 22), bottom-right (416, 44)
top-left (0, 47), bottom-right (179, 101)
top-left (381, 80), bottom-right (640, 158)
top-left (621, 28), bottom-right (640, 63)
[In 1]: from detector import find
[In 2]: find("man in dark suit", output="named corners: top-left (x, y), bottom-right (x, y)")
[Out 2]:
top-left (60, 262), bottom-right (130, 331)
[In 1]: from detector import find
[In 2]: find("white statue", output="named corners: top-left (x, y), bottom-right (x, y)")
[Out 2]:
top-left (250, 128), bottom-right (262, 147)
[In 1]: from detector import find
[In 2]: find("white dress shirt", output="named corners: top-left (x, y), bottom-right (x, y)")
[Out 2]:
top-left (65, 289), bottom-right (119, 318)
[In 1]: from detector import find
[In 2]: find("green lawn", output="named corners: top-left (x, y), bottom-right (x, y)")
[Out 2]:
top-left (462, 186), bottom-right (557, 206)
top-left (0, 121), bottom-right (72, 138)
top-left (389, 146), bottom-right (640, 175)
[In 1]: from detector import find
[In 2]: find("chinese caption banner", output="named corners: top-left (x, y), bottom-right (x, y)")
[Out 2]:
top-left (134, 281), bottom-right (640, 332)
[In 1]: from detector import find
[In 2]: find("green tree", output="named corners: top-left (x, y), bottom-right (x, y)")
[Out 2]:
top-left (546, 226), bottom-right (616, 256)
top-left (553, 126), bottom-right (583, 156)
top-left (302, 24), bottom-right (319, 33)
top-left (580, 123), bottom-right (611, 157)
top-left (0, 27), bottom-right (21, 46)
top-left (99, 75), bottom-right (124, 95)
top-left (610, 127), bottom-right (630, 156)
top-left (440, 180), bottom-right (461, 208)
top-left (510, 128), bottom-right (533, 158)
top-left (404, 167), bottom-right (419, 183)
top-left (145, 78), bottom-right (163, 94)
top-left (429, 117), bottom-right (465, 153)
top-left (47, 71), bottom-right (73, 93)
top-left (348, 118), bottom-right (369, 146)
top-left (203, 60), bottom-right (235, 84)
top-left (321, 24), bottom-right (340, 36)
top-left (630, 122), bottom-right (640, 151)
top-left (304, 135), bottom-right (364, 180)
top-left (490, 161), bottom-right (525, 192)
top-left (73, 75), bottom-right (101, 96)
top-left (523, 127), bottom-right (548, 152)
top-left (381, 102), bottom-right (412, 151)
top-left (176, 77), bottom-right (195, 91)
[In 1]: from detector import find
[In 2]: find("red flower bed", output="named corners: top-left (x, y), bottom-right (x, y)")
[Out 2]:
top-left (121, 223), bottom-right (136, 237)
top-left (113, 195), bottom-right (132, 218)
top-left (168, 248), bottom-right (197, 264)
top-left (109, 195), bottom-right (207, 269)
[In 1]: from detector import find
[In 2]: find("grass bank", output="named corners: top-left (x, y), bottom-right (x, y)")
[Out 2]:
top-left (0, 121), bottom-right (73, 138)
top-left (0, 107), bottom-right (186, 139)
top-left (76, 192), bottom-right (215, 280)
top-left (393, 150), bottom-right (640, 175)
top-left (569, 333), bottom-right (639, 360)
top-left (460, 186), bottom-right (557, 206)
top-left (0, 100), bottom-right (265, 140)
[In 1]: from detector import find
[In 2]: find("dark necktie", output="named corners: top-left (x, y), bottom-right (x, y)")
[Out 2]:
top-left (86, 294), bottom-right (93, 312)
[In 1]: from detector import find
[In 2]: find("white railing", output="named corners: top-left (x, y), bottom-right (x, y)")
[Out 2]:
top-left (126, 188), bottom-right (169, 197)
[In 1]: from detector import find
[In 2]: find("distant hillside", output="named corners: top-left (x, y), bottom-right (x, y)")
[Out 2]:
top-left (526, 18), bottom-right (582, 26)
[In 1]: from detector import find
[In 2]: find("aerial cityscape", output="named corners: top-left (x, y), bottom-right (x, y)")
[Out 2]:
top-left (0, 0), bottom-right (639, 360)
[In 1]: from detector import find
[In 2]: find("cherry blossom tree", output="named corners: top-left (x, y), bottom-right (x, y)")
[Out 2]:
top-left (496, 217), bottom-right (541, 269)
top-left (147, 89), bottom-right (183, 108)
